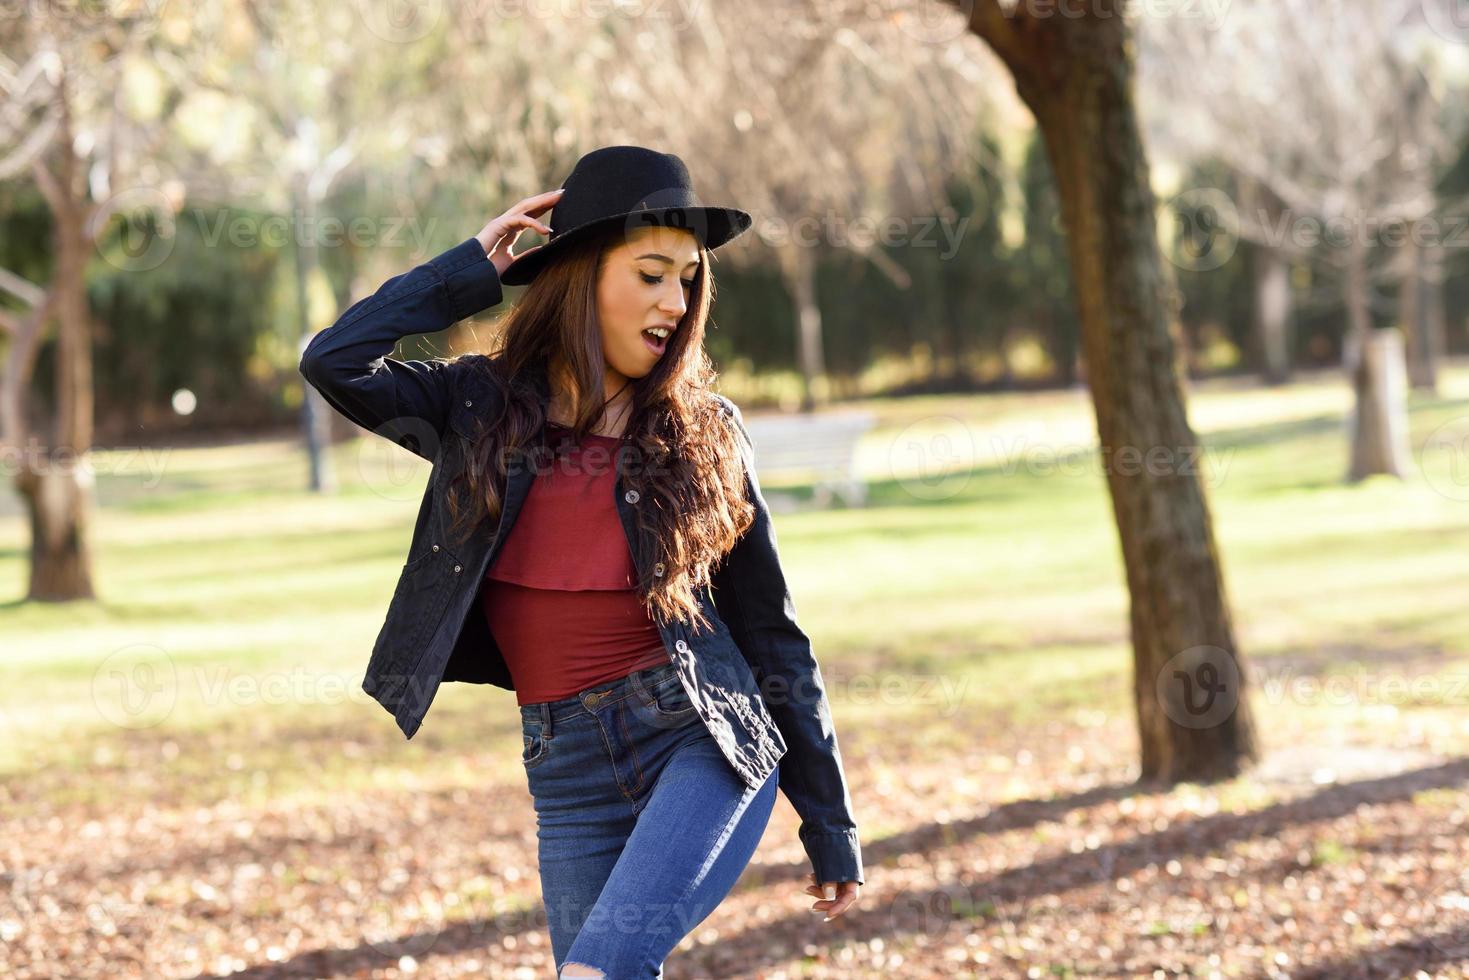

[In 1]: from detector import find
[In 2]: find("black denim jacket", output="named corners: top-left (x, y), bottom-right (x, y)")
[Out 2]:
top-left (298, 237), bottom-right (863, 885)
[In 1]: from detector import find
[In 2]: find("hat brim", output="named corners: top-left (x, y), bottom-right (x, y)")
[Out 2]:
top-left (498, 206), bottom-right (752, 286)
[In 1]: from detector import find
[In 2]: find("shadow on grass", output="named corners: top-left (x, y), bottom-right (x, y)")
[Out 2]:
top-left (222, 756), bottom-right (1468, 978)
top-left (702, 755), bottom-right (1469, 977)
top-left (1201, 413), bottom-right (1344, 452)
top-left (210, 914), bottom-right (546, 980)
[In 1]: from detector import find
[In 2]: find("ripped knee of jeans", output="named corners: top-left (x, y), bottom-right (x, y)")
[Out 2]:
top-left (559, 962), bottom-right (605, 979)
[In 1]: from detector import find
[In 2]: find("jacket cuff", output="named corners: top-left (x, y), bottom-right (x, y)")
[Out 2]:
top-left (801, 828), bottom-right (865, 886)
top-left (429, 237), bottom-right (504, 322)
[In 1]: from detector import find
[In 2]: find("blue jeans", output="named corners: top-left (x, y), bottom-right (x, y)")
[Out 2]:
top-left (519, 660), bottom-right (780, 978)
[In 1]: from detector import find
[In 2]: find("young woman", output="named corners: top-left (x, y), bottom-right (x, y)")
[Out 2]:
top-left (301, 146), bottom-right (862, 978)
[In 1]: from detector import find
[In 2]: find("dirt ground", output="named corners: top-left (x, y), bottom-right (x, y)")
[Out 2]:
top-left (3, 696), bottom-right (1466, 979)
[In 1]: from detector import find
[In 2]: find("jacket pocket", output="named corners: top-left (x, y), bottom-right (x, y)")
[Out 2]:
top-left (374, 547), bottom-right (460, 677)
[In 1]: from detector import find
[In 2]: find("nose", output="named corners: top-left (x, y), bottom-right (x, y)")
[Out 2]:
top-left (657, 281), bottom-right (687, 320)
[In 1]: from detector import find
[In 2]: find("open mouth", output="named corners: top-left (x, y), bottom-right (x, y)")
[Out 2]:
top-left (641, 328), bottom-right (671, 356)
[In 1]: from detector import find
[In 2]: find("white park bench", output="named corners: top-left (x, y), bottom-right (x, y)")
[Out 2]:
top-left (740, 410), bottom-right (877, 509)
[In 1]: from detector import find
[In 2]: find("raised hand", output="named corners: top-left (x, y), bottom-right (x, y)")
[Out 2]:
top-left (475, 188), bottom-right (565, 278)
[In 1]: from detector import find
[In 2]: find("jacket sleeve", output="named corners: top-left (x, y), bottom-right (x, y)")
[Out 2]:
top-left (709, 396), bottom-right (865, 886)
top-left (298, 237), bottom-right (504, 461)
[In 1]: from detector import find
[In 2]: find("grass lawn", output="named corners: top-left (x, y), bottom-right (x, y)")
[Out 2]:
top-left (2, 362), bottom-right (1467, 978)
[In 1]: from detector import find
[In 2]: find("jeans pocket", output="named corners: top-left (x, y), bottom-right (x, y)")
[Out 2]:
top-left (641, 672), bottom-right (699, 727)
top-left (521, 726), bottom-right (550, 769)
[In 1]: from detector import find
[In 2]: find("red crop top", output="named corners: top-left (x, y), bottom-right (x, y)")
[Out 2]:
top-left (480, 422), bottom-right (670, 705)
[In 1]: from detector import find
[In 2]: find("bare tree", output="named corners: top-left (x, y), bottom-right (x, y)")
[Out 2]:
top-left (168, 1), bottom-right (490, 494)
top-left (1136, 0), bottom-right (1469, 477)
top-left (952, 0), bottom-right (1260, 783)
top-left (0, 13), bottom-right (163, 599)
top-left (433, 0), bottom-right (997, 410)
top-left (694, 0), bottom-right (997, 410)
top-left (0, 1), bottom-right (458, 595)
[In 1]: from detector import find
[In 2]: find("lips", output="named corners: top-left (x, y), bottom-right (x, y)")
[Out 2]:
top-left (641, 329), bottom-right (670, 356)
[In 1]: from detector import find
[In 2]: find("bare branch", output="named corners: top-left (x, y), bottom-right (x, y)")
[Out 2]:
top-left (0, 267), bottom-right (46, 308)
top-left (954, 0), bottom-right (1036, 71)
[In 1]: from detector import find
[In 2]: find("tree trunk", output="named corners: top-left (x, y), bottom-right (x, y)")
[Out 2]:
top-left (1399, 234), bottom-right (1443, 393)
top-left (964, 0), bottom-right (1259, 783)
top-left (1251, 248), bottom-right (1293, 386)
top-left (1421, 241), bottom-right (1447, 390)
top-left (293, 175), bottom-right (337, 493)
top-left (778, 245), bottom-right (826, 413)
top-left (15, 464), bottom-right (96, 600)
top-left (21, 70), bottom-right (97, 601)
top-left (1238, 175), bottom-right (1292, 385)
top-left (1343, 235), bottom-right (1408, 480)
top-left (1346, 328), bottom-right (1411, 481)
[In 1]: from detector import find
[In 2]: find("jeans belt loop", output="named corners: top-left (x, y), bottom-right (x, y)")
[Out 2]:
top-left (540, 700), bottom-right (553, 738)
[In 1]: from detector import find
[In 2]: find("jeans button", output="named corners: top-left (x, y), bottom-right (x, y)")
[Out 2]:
top-left (432, 544), bottom-right (440, 552)
top-left (624, 489), bottom-right (641, 504)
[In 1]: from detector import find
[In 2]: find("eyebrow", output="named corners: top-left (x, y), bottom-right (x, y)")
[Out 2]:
top-left (636, 252), bottom-right (701, 272)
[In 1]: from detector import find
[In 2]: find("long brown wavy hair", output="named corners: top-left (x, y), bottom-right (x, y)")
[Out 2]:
top-left (441, 223), bottom-right (754, 634)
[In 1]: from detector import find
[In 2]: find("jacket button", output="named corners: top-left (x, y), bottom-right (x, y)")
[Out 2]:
top-left (653, 562), bottom-right (665, 577)
top-left (624, 489), bottom-right (640, 504)
top-left (464, 399), bottom-right (472, 407)
top-left (453, 564), bottom-right (462, 573)
top-left (432, 544), bottom-right (440, 552)
top-left (675, 639), bottom-right (690, 654)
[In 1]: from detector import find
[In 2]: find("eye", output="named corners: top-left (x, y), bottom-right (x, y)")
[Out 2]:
top-left (640, 272), bottom-right (697, 290)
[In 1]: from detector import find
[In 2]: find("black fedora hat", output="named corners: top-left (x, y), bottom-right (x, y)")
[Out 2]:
top-left (499, 145), bottom-right (752, 286)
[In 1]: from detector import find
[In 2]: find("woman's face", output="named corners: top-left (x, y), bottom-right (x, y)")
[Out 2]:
top-left (595, 225), bottom-right (701, 383)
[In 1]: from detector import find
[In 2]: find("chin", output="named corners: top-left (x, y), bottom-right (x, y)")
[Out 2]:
top-left (614, 360), bottom-right (655, 380)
